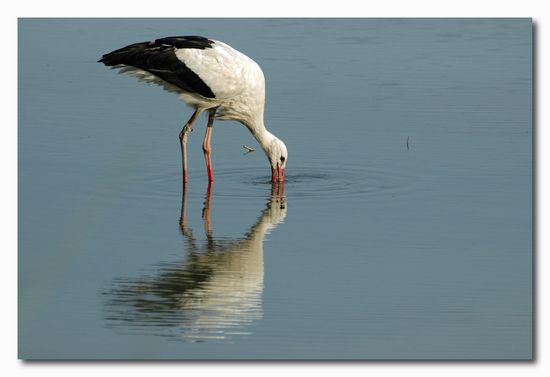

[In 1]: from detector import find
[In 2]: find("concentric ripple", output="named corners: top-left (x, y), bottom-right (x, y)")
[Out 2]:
top-left (102, 162), bottom-right (414, 205)
top-left (211, 164), bottom-right (412, 201)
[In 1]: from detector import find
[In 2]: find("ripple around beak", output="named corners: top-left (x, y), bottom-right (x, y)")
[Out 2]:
top-left (216, 164), bottom-right (412, 201)
top-left (118, 162), bottom-right (412, 202)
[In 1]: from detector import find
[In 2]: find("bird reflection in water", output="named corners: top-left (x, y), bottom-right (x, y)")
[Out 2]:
top-left (103, 183), bottom-right (286, 342)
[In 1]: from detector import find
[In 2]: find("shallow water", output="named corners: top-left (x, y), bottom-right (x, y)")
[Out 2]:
top-left (18, 18), bottom-right (532, 359)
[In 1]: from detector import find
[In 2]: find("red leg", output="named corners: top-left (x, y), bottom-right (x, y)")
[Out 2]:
top-left (179, 110), bottom-right (201, 185)
top-left (202, 110), bottom-right (215, 182)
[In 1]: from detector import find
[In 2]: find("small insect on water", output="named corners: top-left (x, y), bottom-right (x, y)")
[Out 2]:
top-left (243, 145), bottom-right (255, 154)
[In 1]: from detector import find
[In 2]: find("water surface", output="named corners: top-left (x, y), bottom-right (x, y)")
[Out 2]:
top-left (18, 18), bottom-right (532, 359)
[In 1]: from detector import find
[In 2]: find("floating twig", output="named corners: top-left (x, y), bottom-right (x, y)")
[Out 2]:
top-left (406, 136), bottom-right (410, 150)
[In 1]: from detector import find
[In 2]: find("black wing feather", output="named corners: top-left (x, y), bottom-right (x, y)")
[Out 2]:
top-left (155, 35), bottom-right (214, 49)
top-left (98, 36), bottom-right (216, 98)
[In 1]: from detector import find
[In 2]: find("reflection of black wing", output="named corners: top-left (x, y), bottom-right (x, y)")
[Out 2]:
top-left (98, 36), bottom-right (216, 98)
top-left (105, 256), bottom-right (216, 318)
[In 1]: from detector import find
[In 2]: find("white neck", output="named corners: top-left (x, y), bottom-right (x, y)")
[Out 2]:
top-left (246, 119), bottom-right (279, 155)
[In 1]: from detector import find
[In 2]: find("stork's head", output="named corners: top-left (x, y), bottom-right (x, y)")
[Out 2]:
top-left (266, 138), bottom-right (287, 183)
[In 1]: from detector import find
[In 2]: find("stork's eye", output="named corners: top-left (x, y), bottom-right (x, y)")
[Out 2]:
top-left (280, 156), bottom-right (286, 162)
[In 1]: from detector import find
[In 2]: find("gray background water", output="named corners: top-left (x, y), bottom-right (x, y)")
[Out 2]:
top-left (18, 18), bottom-right (532, 359)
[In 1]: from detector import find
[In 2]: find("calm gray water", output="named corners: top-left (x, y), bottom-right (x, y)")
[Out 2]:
top-left (18, 18), bottom-right (532, 359)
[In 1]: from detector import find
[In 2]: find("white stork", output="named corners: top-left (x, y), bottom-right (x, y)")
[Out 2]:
top-left (99, 35), bottom-right (287, 184)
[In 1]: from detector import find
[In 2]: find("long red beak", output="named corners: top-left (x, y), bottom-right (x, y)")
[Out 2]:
top-left (271, 165), bottom-right (285, 183)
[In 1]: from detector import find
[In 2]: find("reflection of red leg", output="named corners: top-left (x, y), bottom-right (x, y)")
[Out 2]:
top-left (179, 110), bottom-right (200, 185)
top-left (179, 184), bottom-right (194, 238)
top-left (202, 111), bottom-right (215, 182)
top-left (202, 182), bottom-right (213, 237)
